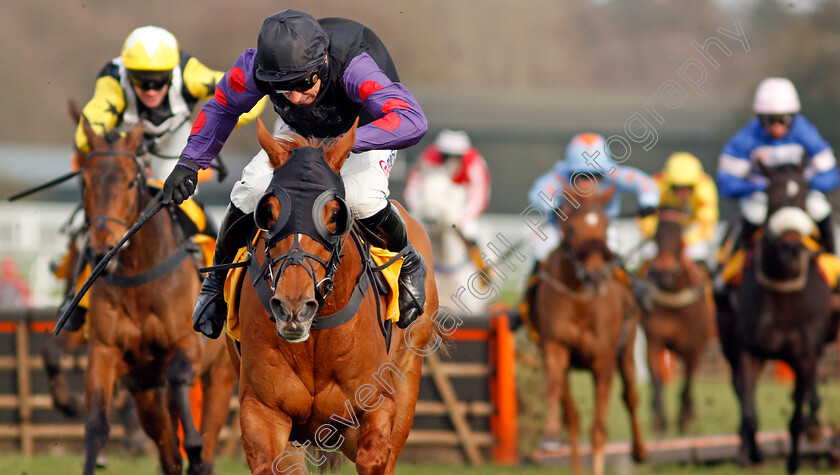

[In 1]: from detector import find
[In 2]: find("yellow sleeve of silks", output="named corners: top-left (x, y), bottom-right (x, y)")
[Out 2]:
top-left (637, 215), bottom-right (658, 239)
top-left (235, 96), bottom-right (268, 129)
top-left (74, 76), bottom-right (125, 152)
top-left (684, 175), bottom-right (719, 244)
top-left (182, 56), bottom-right (224, 100)
top-left (182, 57), bottom-right (267, 129)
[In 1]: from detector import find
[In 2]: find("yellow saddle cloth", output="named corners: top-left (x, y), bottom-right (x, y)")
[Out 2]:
top-left (718, 236), bottom-right (840, 289)
top-left (223, 240), bottom-right (402, 342)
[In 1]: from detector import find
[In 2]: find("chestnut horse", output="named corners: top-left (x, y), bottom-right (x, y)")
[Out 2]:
top-left (638, 208), bottom-right (715, 433)
top-left (75, 119), bottom-right (236, 475)
top-left (225, 119), bottom-right (437, 474)
top-left (717, 162), bottom-right (840, 473)
top-left (530, 184), bottom-right (646, 475)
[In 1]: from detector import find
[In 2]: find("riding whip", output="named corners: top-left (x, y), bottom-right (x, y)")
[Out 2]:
top-left (7, 170), bottom-right (81, 201)
top-left (53, 197), bottom-right (166, 335)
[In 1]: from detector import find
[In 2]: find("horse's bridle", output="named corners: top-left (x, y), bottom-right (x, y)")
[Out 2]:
top-left (255, 230), bottom-right (351, 308)
top-left (82, 149), bottom-right (146, 241)
top-left (558, 205), bottom-right (616, 283)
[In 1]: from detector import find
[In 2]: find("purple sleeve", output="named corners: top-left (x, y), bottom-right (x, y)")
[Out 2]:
top-left (342, 53), bottom-right (427, 153)
top-left (179, 49), bottom-right (265, 169)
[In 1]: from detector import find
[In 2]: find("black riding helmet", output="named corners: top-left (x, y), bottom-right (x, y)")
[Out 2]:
top-left (255, 10), bottom-right (329, 92)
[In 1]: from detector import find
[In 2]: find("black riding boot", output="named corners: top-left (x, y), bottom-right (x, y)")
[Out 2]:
top-left (361, 203), bottom-right (427, 328)
top-left (192, 204), bottom-right (247, 338)
top-left (817, 217), bottom-right (836, 254)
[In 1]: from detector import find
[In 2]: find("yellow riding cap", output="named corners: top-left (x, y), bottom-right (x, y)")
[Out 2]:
top-left (121, 26), bottom-right (179, 71)
top-left (663, 152), bottom-right (704, 187)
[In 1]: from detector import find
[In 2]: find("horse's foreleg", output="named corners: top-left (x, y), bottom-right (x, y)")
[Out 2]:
top-left (561, 375), bottom-right (582, 475)
top-left (356, 398), bottom-right (397, 475)
top-left (788, 361), bottom-right (817, 474)
top-left (678, 351), bottom-right (701, 433)
top-left (591, 362), bottom-right (615, 475)
top-left (82, 344), bottom-right (120, 475)
top-left (44, 330), bottom-right (86, 417)
top-left (198, 350), bottom-right (238, 473)
top-left (165, 348), bottom-right (205, 474)
top-left (805, 378), bottom-right (823, 442)
top-left (540, 342), bottom-right (570, 451)
top-left (132, 386), bottom-right (182, 475)
top-left (619, 329), bottom-right (646, 463)
top-left (240, 395), bottom-right (294, 475)
top-left (733, 352), bottom-right (763, 466)
top-left (645, 336), bottom-right (666, 433)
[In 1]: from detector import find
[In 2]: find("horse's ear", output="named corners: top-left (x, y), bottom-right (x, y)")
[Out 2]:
top-left (600, 184), bottom-right (617, 206)
top-left (257, 118), bottom-right (291, 169)
top-left (325, 117), bottom-right (358, 173)
top-left (126, 123), bottom-right (144, 151)
top-left (80, 114), bottom-right (102, 150)
top-left (68, 99), bottom-right (81, 124)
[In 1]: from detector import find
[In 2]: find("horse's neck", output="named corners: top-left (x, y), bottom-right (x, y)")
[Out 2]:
top-left (758, 237), bottom-right (805, 280)
top-left (322, 235), bottom-right (366, 315)
top-left (119, 206), bottom-right (179, 270)
top-left (552, 250), bottom-right (585, 289)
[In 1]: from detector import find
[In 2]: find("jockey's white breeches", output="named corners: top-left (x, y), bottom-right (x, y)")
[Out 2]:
top-left (230, 122), bottom-right (396, 218)
top-left (740, 190), bottom-right (832, 225)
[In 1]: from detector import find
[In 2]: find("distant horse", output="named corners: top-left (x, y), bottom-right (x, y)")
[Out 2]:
top-left (408, 166), bottom-right (489, 317)
top-left (638, 208), bottom-right (715, 433)
top-left (530, 183), bottom-right (646, 475)
top-left (75, 118), bottom-right (236, 475)
top-left (227, 119), bottom-right (437, 474)
top-left (717, 162), bottom-right (840, 473)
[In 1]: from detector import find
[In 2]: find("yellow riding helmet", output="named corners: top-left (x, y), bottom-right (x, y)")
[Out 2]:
top-left (121, 26), bottom-right (179, 71)
top-left (664, 152), bottom-right (703, 187)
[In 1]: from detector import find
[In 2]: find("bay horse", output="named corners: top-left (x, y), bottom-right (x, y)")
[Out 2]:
top-left (75, 118), bottom-right (236, 475)
top-left (407, 166), bottom-right (490, 318)
top-left (226, 118), bottom-right (437, 474)
top-left (530, 183), bottom-right (646, 475)
top-left (638, 208), bottom-right (715, 433)
top-left (717, 161), bottom-right (840, 473)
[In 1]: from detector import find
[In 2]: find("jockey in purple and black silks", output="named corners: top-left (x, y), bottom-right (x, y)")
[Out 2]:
top-left (162, 9), bottom-right (429, 338)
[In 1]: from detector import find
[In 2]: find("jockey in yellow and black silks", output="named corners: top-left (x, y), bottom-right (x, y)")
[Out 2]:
top-left (58, 26), bottom-right (266, 331)
top-left (638, 152), bottom-right (719, 266)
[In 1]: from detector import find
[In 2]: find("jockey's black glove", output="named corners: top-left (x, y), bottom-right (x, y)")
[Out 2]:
top-left (163, 161), bottom-right (199, 205)
top-left (637, 206), bottom-right (656, 218)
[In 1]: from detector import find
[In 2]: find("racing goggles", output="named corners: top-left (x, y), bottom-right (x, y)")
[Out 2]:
top-left (128, 70), bottom-right (173, 91)
top-left (759, 114), bottom-right (793, 127)
top-left (269, 69), bottom-right (321, 94)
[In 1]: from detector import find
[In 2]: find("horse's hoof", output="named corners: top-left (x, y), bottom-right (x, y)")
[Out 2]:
top-left (632, 443), bottom-right (647, 462)
top-left (805, 421), bottom-right (823, 443)
top-left (96, 453), bottom-right (108, 468)
top-left (537, 436), bottom-right (563, 452)
top-left (187, 461), bottom-right (214, 475)
top-left (122, 429), bottom-right (149, 456)
top-left (787, 456), bottom-right (799, 474)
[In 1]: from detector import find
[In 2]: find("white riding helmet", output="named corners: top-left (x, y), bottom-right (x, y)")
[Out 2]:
top-left (435, 129), bottom-right (471, 155)
top-left (752, 77), bottom-right (801, 115)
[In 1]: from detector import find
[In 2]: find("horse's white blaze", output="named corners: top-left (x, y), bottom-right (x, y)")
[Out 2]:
top-left (786, 179), bottom-right (799, 198)
top-left (585, 212), bottom-right (599, 227)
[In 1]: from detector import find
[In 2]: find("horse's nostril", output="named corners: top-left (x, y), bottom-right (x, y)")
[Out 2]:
top-left (269, 298), bottom-right (286, 321)
top-left (299, 300), bottom-right (319, 320)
